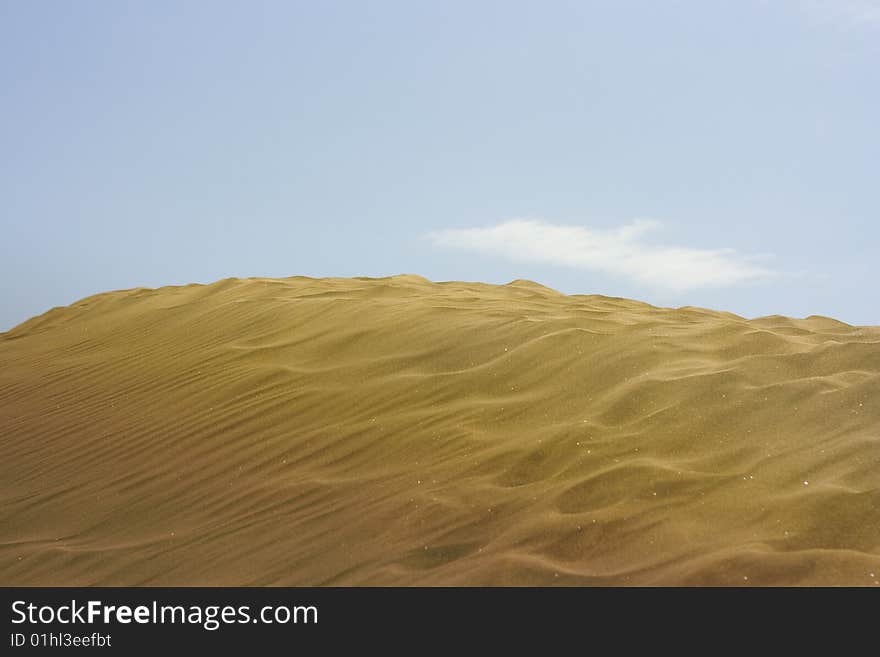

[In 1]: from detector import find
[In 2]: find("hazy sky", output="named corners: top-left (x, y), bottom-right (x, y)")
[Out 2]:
top-left (2, 0), bottom-right (878, 329)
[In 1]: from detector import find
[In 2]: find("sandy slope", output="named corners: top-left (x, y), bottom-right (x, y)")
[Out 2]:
top-left (1, 275), bottom-right (878, 586)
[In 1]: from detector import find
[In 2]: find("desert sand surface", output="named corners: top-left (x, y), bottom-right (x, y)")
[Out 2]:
top-left (1, 275), bottom-right (878, 586)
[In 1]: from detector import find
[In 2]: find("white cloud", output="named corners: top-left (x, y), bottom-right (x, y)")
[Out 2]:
top-left (428, 219), bottom-right (774, 292)
top-left (796, 1), bottom-right (880, 27)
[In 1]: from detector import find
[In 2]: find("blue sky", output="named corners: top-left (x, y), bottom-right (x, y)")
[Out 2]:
top-left (2, 0), bottom-right (877, 329)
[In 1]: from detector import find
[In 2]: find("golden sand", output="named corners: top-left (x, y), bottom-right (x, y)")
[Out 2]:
top-left (1, 275), bottom-right (878, 585)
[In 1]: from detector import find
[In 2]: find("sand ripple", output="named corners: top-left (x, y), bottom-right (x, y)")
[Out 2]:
top-left (1, 275), bottom-right (878, 585)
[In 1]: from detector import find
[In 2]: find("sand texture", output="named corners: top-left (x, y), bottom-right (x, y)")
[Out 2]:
top-left (1, 275), bottom-right (878, 586)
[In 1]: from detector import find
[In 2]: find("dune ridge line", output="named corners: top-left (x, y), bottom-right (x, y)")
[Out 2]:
top-left (1, 275), bottom-right (878, 585)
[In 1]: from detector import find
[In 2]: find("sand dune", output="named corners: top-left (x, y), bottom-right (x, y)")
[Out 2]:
top-left (1, 275), bottom-right (878, 586)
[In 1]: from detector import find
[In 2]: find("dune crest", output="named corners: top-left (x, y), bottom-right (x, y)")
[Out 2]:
top-left (1, 275), bottom-right (878, 585)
